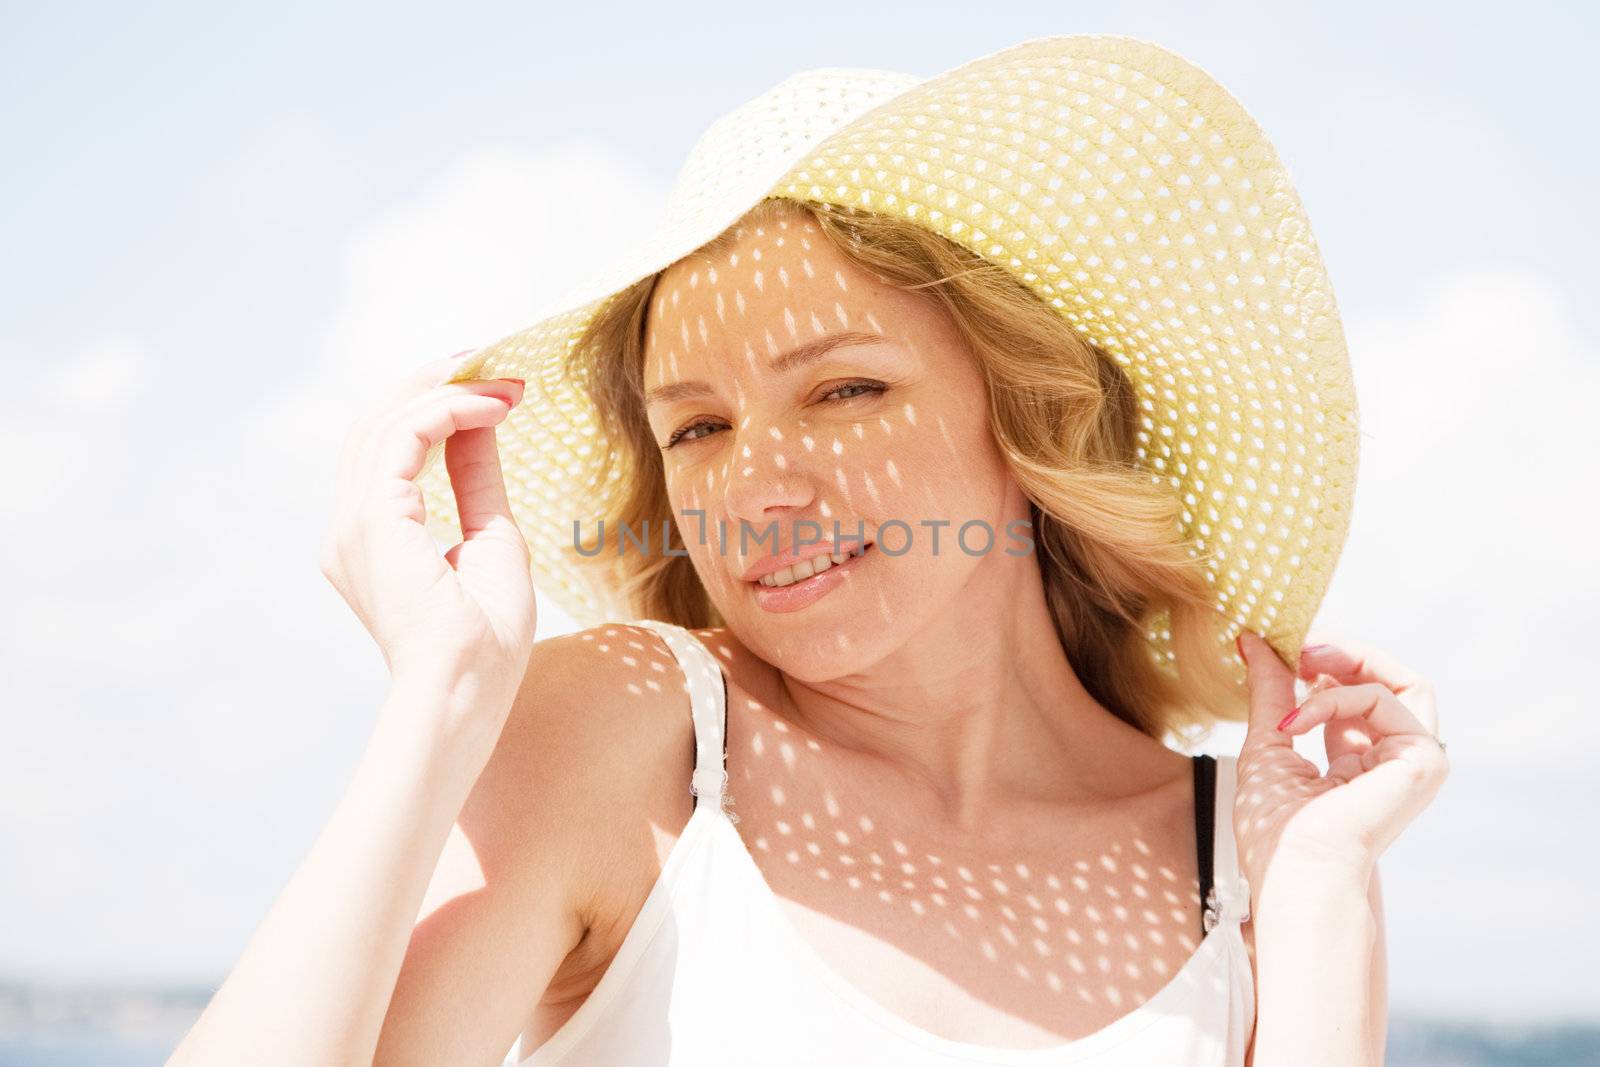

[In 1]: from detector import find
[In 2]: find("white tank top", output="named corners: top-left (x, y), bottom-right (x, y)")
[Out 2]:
top-left (503, 619), bottom-right (1255, 1066)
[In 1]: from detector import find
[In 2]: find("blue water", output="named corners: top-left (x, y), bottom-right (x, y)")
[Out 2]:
top-left (0, 1034), bottom-right (183, 1066)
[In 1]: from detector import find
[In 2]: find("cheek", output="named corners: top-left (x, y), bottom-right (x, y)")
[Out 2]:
top-left (868, 405), bottom-right (1008, 521)
top-left (665, 458), bottom-right (727, 510)
top-left (665, 465), bottom-right (737, 575)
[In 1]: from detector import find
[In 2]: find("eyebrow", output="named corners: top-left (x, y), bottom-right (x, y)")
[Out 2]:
top-left (643, 330), bottom-right (886, 408)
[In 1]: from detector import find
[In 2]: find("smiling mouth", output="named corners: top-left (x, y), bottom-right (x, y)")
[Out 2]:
top-left (753, 542), bottom-right (874, 588)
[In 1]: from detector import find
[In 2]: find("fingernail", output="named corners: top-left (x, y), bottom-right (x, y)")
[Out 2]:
top-left (1302, 643), bottom-right (1331, 655)
top-left (494, 377), bottom-right (524, 387)
top-left (1276, 707), bottom-right (1301, 732)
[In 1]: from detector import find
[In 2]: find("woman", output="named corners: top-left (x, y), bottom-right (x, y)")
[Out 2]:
top-left (167, 36), bottom-right (1448, 1067)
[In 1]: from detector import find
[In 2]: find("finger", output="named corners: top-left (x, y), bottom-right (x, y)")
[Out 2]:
top-left (1237, 629), bottom-right (1298, 749)
top-left (360, 378), bottom-right (521, 479)
top-left (1298, 639), bottom-right (1439, 736)
top-left (340, 351), bottom-right (487, 507)
top-left (1350, 733), bottom-right (1451, 849)
top-left (324, 360), bottom-right (498, 577)
top-left (1280, 682), bottom-right (1433, 741)
top-left (1325, 749), bottom-right (1368, 784)
top-left (346, 382), bottom-right (506, 555)
top-left (371, 348), bottom-right (486, 414)
top-left (444, 417), bottom-right (521, 543)
top-left (1302, 671), bottom-right (1377, 767)
top-left (366, 390), bottom-right (522, 524)
top-left (328, 410), bottom-right (389, 567)
top-left (1360, 732), bottom-right (1449, 785)
top-left (331, 413), bottom-right (372, 521)
top-left (1324, 714), bottom-right (1378, 768)
top-left (1297, 636), bottom-right (1424, 696)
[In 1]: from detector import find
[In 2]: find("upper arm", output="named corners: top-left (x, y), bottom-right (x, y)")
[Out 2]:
top-left (371, 625), bottom-right (690, 1066)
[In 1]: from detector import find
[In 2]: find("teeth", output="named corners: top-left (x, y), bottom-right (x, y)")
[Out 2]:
top-left (757, 544), bottom-right (868, 588)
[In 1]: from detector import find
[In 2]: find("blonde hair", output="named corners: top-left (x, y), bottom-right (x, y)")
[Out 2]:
top-left (564, 197), bottom-right (1247, 739)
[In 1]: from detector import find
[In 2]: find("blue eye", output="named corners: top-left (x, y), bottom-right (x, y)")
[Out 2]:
top-left (664, 420), bottom-right (722, 449)
top-left (825, 381), bottom-right (884, 402)
top-left (661, 379), bottom-right (887, 450)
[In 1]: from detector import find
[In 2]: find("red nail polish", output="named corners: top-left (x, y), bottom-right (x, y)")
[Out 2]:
top-left (494, 378), bottom-right (525, 387)
top-left (1276, 707), bottom-right (1301, 732)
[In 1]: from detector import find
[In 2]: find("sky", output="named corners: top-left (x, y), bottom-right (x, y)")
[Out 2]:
top-left (2, 0), bottom-right (1596, 1026)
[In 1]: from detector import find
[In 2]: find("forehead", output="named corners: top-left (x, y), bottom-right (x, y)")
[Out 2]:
top-left (643, 208), bottom-right (905, 380)
top-left (656, 209), bottom-right (833, 310)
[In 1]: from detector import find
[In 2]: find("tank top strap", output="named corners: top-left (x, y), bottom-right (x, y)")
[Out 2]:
top-left (632, 619), bottom-right (736, 822)
top-left (1207, 755), bottom-right (1251, 927)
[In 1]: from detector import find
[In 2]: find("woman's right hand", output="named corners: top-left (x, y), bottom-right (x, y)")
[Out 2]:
top-left (320, 349), bottom-right (537, 748)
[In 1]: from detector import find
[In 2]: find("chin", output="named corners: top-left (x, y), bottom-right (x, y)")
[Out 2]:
top-left (736, 582), bottom-right (949, 684)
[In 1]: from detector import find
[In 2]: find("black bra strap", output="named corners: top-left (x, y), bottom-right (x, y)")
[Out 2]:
top-left (721, 671), bottom-right (730, 760)
top-left (1192, 754), bottom-right (1217, 940)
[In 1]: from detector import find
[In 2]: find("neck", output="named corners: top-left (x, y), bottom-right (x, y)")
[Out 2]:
top-left (772, 550), bottom-right (1170, 832)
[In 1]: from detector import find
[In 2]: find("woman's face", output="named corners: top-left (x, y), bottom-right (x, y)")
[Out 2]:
top-left (641, 207), bottom-right (1030, 677)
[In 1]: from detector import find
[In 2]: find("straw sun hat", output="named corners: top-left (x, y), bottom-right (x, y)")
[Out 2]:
top-left (414, 33), bottom-right (1359, 676)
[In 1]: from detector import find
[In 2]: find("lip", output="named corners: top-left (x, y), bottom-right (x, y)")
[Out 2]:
top-left (738, 539), bottom-right (874, 584)
top-left (749, 542), bottom-right (875, 614)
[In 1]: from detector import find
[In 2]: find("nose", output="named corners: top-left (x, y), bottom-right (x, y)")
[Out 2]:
top-left (726, 412), bottom-right (825, 534)
top-left (721, 441), bottom-right (818, 541)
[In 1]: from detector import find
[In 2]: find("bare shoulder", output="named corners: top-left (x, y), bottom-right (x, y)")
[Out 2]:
top-left (388, 624), bottom-right (700, 1052)
top-left (457, 622), bottom-right (699, 930)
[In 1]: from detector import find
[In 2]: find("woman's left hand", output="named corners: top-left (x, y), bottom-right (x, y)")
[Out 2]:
top-left (1232, 629), bottom-right (1450, 894)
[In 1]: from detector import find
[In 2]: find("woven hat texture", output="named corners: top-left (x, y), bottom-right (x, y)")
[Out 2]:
top-left (415, 33), bottom-right (1360, 675)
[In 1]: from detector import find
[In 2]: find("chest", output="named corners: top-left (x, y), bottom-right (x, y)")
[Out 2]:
top-left (728, 764), bottom-right (1210, 1044)
top-left (555, 701), bottom-right (1211, 1053)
